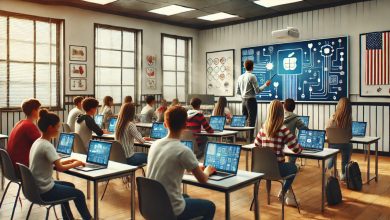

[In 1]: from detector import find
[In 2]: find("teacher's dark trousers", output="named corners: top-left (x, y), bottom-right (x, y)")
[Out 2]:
top-left (242, 97), bottom-right (257, 142)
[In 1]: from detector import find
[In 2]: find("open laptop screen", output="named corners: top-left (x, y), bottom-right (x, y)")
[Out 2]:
top-left (86, 140), bottom-right (112, 166)
top-left (94, 115), bottom-right (103, 128)
top-left (57, 133), bottom-right (75, 155)
top-left (181, 141), bottom-right (193, 151)
top-left (299, 116), bottom-right (310, 127)
top-left (209, 116), bottom-right (226, 131)
top-left (297, 129), bottom-right (325, 151)
top-left (204, 142), bottom-right (241, 174)
top-left (352, 121), bottom-right (367, 137)
top-left (150, 122), bottom-right (168, 139)
top-left (230, 115), bottom-right (246, 127)
top-left (108, 117), bottom-right (118, 133)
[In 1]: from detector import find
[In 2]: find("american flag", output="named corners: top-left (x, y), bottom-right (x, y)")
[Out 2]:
top-left (365, 32), bottom-right (390, 85)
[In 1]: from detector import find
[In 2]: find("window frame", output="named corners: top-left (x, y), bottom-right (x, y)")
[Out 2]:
top-left (0, 10), bottom-right (64, 110)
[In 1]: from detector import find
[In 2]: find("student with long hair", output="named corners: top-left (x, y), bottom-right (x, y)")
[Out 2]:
top-left (115, 103), bottom-right (151, 166)
top-left (212, 96), bottom-right (232, 122)
top-left (326, 97), bottom-right (352, 180)
top-left (254, 100), bottom-right (302, 206)
top-left (100, 96), bottom-right (114, 129)
top-left (123, 96), bottom-right (133, 104)
top-left (30, 109), bottom-right (91, 220)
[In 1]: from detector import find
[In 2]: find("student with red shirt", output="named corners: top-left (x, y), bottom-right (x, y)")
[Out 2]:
top-left (7, 99), bottom-right (41, 168)
top-left (186, 98), bottom-right (214, 159)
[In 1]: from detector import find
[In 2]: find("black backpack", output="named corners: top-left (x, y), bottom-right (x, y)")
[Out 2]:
top-left (326, 176), bottom-right (343, 205)
top-left (345, 161), bottom-right (363, 191)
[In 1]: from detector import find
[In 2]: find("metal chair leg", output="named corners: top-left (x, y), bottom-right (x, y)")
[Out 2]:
top-left (281, 190), bottom-right (285, 220)
top-left (100, 180), bottom-right (110, 200)
top-left (0, 181), bottom-right (12, 208)
top-left (10, 184), bottom-right (21, 220)
top-left (53, 205), bottom-right (59, 220)
top-left (266, 180), bottom-right (271, 205)
top-left (61, 204), bottom-right (71, 220)
top-left (45, 206), bottom-right (52, 220)
top-left (290, 187), bottom-right (301, 213)
top-left (141, 167), bottom-right (146, 177)
top-left (26, 203), bottom-right (34, 220)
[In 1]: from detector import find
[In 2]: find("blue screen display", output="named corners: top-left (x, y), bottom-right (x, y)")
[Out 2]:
top-left (150, 122), bottom-right (168, 139)
top-left (298, 130), bottom-right (325, 150)
top-left (204, 142), bottom-right (241, 174)
top-left (230, 115), bottom-right (246, 127)
top-left (108, 118), bottom-right (117, 133)
top-left (352, 121), bottom-right (366, 136)
top-left (209, 116), bottom-right (226, 131)
top-left (299, 116), bottom-right (310, 127)
top-left (87, 140), bottom-right (112, 165)
top-left (57, 133), bottom-right (74, 154)
top-left (94, 115), bottom-right (103, 127)
top-left (181, 141), bottom-right (193, 151)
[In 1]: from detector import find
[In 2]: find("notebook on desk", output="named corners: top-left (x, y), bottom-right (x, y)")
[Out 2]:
top-left (94, 115), bottom-right (103, 128)
top-left (108, 117), bottom-right (118, 133)
top-left (352, 121), bottom-right (367, 137)
top-left (297, 129), bottom-right (325, 153)
top-left (75, 140), bottom-right (112, 172)
top-left (56, 133), bottom-right (75, 158)
top-left (209, 116), bottom-right (226, 133)
top-left (230, 115), bottom-right (246, 127)
top-left (299, 116), bottom-right (310, 127)
top-left (204, 142), bottom-right (241, 181)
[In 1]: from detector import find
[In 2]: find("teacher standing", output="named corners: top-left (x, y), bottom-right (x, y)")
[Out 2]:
top-left (237, 60), bottom-right (271, 141)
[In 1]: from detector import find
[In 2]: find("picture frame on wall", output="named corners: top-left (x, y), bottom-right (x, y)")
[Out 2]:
top-left (206, 49), bottom-right (235, 97)
top-left (70, 78), bottom-right (87, 91)
top-left (69, 45), bottom-right (87, 61)
top-left (69, 63), bottom-right (87, 78)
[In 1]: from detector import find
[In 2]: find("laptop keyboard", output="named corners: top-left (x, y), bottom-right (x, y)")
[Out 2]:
top-left (86, 163), bottom-right (101, 168)
top-left (214, 171), bottom-right (231, 177)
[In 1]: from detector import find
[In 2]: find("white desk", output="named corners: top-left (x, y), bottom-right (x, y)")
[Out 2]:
top-left (0, 134), bottom-right (8, 190)
top-left (182, 171), bottom-right (264, 220)
top-left (194, 130), bottom-right (238, 143)
top-left (93, 133), bottom-right (115, 140)
top-left (242, 144), bottom-right (339, 212)
top-left (135, 122), bottom-right (153, 129)
top-left (224, 126), bottom-right (255, 143)
top-left (62, 153), bottom-right (138, 219)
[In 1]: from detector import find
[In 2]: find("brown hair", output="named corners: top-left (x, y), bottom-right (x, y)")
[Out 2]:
top-left (103, 96), bottom-right (113, 107)
top-left (73, 96), bottom-right (84, 106)
top-left (145, 95), bottom-right (155, 105)
top-left (37, 109), bottom-right (60, 132)
top-left (283, 98), bottom-right (295, 112)
top-left (214, 96), bottom-right (228, 116)
top-left (333, 97), bottom-right (352, 128)
top-left (165, 106), bottom-right (188, 133)
top-left (82, 98), bottom-right (99, 112)
top-left (21, 99), bottom-right (41, 116)
top-left (115, 103), bottom-right (136, 140)
top-left (190, 98), bottom-right (202, 109)
top-left (124, 96), bottom-right (133, 103)
top-left (245, 60), bottom-right (254, 71)
top-left (263, 100), bottom-right (284, 138)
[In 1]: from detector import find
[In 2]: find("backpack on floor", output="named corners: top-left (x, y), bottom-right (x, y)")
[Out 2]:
top-left (326, 176), bottom-right (343, 205)
top-left (345, 161), bottom-right (363, 191)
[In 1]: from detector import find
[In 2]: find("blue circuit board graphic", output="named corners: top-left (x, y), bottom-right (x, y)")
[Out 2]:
top-left (241, 37), bottom-right (349, 102)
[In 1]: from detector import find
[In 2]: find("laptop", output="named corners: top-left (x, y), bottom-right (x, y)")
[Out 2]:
top-left (108, 117), bottom-right (118, 133)
top-left (230, 115), bottom-right (246, 127)
top-left (150, 122), bottom-right (168, 140)
top-left (56, 133), bottom-right (75, 158)
top-left (75, 140), bottom-right (112, 172)
top-left (209, 116), bottom-right (226, 133)
top-left (94, 115), bottom-right (103, 128)
top-left (297, 129), bottom-right (326, 153)
top-left (352, 121), bottom-right (367, 137)
top-left (204, 142), bottom-right (241, 181)
top-left (299, 116), bottom-right (310, 127)
top-left (181, 140), bottom-right (193, 151)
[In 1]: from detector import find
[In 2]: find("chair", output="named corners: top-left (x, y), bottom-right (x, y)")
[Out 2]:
top-left (0, 149), bottom-right (21, 220)
top-left (251, 147), bottom-right (300, 220)
top-left (17, 163), bottom-right (76, 220)
top-left (62, 123), bottom-right (72, 133)
top-left (72, 132), bottom-right (88, 154)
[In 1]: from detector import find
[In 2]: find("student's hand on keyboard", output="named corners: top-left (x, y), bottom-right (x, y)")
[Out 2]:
top-left (102, 129), bottom-right (109, 134)
top-left (143, 137), bottom-right (153, 141)
top-left (204, 166), bottom-right (216, 176)
top-left (74, 160), bottom-right (86, 167)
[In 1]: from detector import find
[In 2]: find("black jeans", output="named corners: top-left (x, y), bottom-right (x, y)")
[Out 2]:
top-left (242, 97), bottom-right (257, 141)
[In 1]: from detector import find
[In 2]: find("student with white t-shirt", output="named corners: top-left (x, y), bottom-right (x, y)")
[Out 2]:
top-left (66, 96), bottom-right (84, 131)
top-left (29, 109), bottom-right (92, 220)
top-left (147, 106), bottom-right (216, 220)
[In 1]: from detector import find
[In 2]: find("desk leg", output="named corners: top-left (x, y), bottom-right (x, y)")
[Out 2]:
top-left (94, 181), bottom-right (99, 220)
top-left (321, 159), bottom-right (325, 212)
top-left (131, 173), bottom-right (135, 220)
top-left (219, 137), bottom-right (223, 143)
top-left (375, 141), bottom-right (378, 182)
top-left (333, 154), bottom-right (337, 178)
top-left (233, 135), bottom-right (236, 143)
top-left (254, 181), bottom-right (260, 220)
top-left (366, 144), bottom-right (371, 184)
top-left (87, 181), bottom-right (91, 199)
top-left (246, 150), bottom-right (249, 171)
top-left (225, 193), bottom-right (230, 220)
top-left (247, 130), bottom-right (251, 144)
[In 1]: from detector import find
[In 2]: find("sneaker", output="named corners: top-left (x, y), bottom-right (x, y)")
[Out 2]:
top-left (340, 174), bottom-right (346, 181)
top-left (284, 190), bottom-right (299, 207)
top-left (277, 190), bottom-right (283, 201)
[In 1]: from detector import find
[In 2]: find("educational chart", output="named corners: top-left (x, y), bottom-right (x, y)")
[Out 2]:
top-left (241, 37), bottom-right (349, 102)
top-left (206, 49), bottom-right (235, 97)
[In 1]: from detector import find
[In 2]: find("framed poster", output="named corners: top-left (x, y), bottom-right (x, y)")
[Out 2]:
top-left (206, 49), bottom-right (235, 97)
top-left (360, 31), bottom-right (390, 97)
top-left (70, 78), bottom-right (87, 91)
top-left (69, 45), bottom-right (87, 61)
top-left (69, 63), bottom-right (87, 78)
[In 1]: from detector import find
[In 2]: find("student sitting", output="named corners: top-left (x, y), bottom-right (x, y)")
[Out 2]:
top-left (140, 95), bottom-right (156, 123)
top-left (115, 103), bottom-right (151, 166)
top-left (283, 98), bottom-right (308, 164)
top-left (124, 95), bottom-right (133, 104)
top-left (147, 106), bottom-right (216, 220)
top-left (254, 100), bottom-right (302, 206)
top-left (326, 97), bottom-right (352, 181)
top-left (100, 96), bottom-right (114, 129)
top-left (186, 98), bottom-right (214, 159)
top-left (30, 109), bottom-right (92, 220)
top-left (7, 99), bottom-right (41, 168)
top-left (75, 98), bottom-right (107, 148)
top-left (155, 99), bottom-right (168, 122)
top-left (66, 96), bottom-right (84, 132)
top-left (212, 96), bottom-right (232, 123)
top-left (170, 98), bottom-right (180, 107)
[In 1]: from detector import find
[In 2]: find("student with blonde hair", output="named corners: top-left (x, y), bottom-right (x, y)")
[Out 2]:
top-left (254, 100), bottom-right (302, 206)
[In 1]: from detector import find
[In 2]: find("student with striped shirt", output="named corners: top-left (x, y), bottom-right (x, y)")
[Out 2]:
top-left (254, 100), bottom-right (302, 207)
top-left (186, 98), bottom-right (214, 159)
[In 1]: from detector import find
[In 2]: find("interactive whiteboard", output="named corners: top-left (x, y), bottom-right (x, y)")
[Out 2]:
top-left (241, 36), bottom-right (349, 102)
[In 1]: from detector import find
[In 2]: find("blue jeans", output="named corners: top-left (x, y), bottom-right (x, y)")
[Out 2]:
top-left (327, 143), bottom-right (352, 175)
top-left (278, 162), bottom-right (298, 193)
top-left (41, 181), bottom-right (92, 220)
top-left (126, 153), bottom-right (147, 166)
top-left (289, 156), bottom-right (298, 164)
top-left (177, 198), bottom-right (216, 220)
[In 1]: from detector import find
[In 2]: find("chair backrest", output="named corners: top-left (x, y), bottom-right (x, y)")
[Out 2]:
top-left (62, 123), bottom-right (72, 133)
top-left (109, 141), bottom-right (127, 164)
top-left (136, 177), bottom-right (176, 220)
top-left (0, 149), bottom-right (19, 182)
top-left (180, 129), bottom-right (198, 152)
top-left (72, 132), bottom-right (88, 154)
top-left (251, 147), bottom-right (282, 181)
top-left (326, 128), bottom-right (352, 144)
top-left (17, 163), bottom-right (44, 205)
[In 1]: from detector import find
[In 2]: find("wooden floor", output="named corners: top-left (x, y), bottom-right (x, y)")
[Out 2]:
top-left (1, 152), bottom-right (390, 220)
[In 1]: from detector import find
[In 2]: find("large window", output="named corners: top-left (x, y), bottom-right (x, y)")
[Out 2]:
top-left (0, 12), bottom-right (63, 108)
top-left (95, 24), bottom-right (138, 103)
top-left (162, 34), bottom-right (191, 102)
